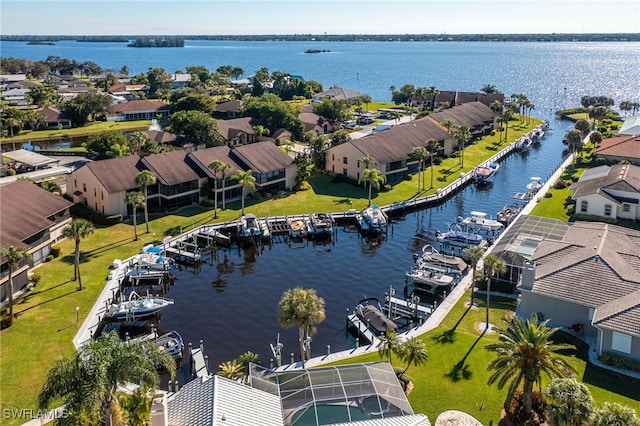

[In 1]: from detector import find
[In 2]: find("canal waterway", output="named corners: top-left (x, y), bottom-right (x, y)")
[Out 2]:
top-left (155, 118), bottom-right (572, 373)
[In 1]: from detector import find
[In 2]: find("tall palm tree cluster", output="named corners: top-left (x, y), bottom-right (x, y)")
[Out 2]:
top-left (377, 330), bottom-right (428, 377)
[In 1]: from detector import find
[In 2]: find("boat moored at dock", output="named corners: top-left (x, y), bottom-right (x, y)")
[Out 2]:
top-left (497, 203), bottom-right (525, 225)
top-left (309, 212), bottom-right (334, 235)
top-left (413, 245), bottom-right (468, 276)
top-left (474, 162), bottom-right (499, 185)
top-left (357, 205), bottom-right (388, 233)
top-left (107, 291), bottom-right (174, 321)
top-left (436, 224), bottom-right (488, 253)
top-left (458, 211), bottom-right (504, 233)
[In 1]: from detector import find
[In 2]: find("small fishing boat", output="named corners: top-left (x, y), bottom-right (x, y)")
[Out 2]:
top-left (358, 205), bottom-right (387, 232)
top-left (530, 128), bottom-right (544, 144)
top-left (354, 297), bottom-right (397, 336)
top-left (436, 224), bottom-right (488, 250)
top-left (474, 162), bottom-right (499, 185)
top-left (414, 245), bottom-right (468, 276)
top-left (136, 246), bottom-right (173, 270)
top-left (517, 136), bottom-right (532, 152)
top-left (458, 211), bottom-right (504, 232)
top-left (526, 176), bottom-right (543, 197)
top-left (309, 212), bottom-right (334, 235)
top-left (132, 330), bottom-right (185, 360)
top-left (406, 266), bottom-right (455, 288)
top-left (287, 216), bottom-right (309, 238)
top-left (107, 291), bottom-right (174, 320)
top-left (238, 213), bottom-right (261, 237)
top-left (497, 203), bottom-right (524, 225)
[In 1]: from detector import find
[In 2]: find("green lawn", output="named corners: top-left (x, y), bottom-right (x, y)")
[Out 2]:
top-left (330, 294), bottom-right (640, 425)
top-left (5, 116), bottom-right (637, 424)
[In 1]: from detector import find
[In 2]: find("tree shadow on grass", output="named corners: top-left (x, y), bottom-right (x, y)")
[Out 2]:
top-left (444, 329), bottom-right (486, 382)
top-left (17, 279), bottom-right (75, 302)
top-left (17, 288), bottom-right (79, 315)
top-left (433, 304), bottom-right (472, 344)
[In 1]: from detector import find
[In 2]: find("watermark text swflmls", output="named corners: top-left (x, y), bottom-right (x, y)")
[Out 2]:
top-left (3, 408), bottom-right (69, 420)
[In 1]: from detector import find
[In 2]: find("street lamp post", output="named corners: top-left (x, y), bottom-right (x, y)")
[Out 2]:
top-left (76, 307), bottom-right (79, 324)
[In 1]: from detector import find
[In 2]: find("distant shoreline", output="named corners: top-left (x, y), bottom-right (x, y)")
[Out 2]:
top-left (2, 33), bottom-right (639, 43)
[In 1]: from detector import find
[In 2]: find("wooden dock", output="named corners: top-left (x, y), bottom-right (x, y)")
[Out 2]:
top-left (189, 342), bottom-right (208, 378)
top-left (387, 296), bottom-right (432, 318)
top-left (347, 314), bottom-right (379, 347)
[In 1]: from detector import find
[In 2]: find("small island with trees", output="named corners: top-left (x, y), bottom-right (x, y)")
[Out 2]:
top-left (127, 37), bottom-right (185, 48)
top-left (304, 49), bottom-right (331, 54)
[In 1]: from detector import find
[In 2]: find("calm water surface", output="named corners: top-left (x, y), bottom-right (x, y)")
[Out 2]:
top-left (4, 40), bottom-right (638, 373)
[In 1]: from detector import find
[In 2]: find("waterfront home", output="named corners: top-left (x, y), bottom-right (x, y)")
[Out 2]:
top-left (107, 99), bottom-right (171, 121)
top-left (232, 141), bottom-right (297, 193)
top-left (40, 106), bottom-right (72, 129)
top-left (299, 111), bottom-right (332, 134)
top-left (518, 221), bottom-right (640, 363)
top-left (325, 117), bottom-right (452, 184)
top-left (108, 83), bottom-right (149, 100)
top-left (617, 115), bottom-right (640, 136)
top-left (418, 90), bottom-right (504, 111)
top-left (140, 150), bottom-right (202, 211)
top-left (216, 117), bottom-right (259, 147)
top-left (570, 164), bottom-right (640, 221)
top-left (594, 134), bottom-right (640, 164)
top-left (67, 155), bottom-right (142, 217)
top-left (312, 87), bottom-right (368, 103)
top-left (170, 73), bottom-right (191, 89)
top-left (0, 74), bottom-right (27, 89)
top-left (0, 180), bottom-right (73, 301)
top-left (187, 145), bottom-right (244, 202)
top-left (428, 101), bottom-right (498, 138)
top-left (162, 362), bottom-right (430, 426)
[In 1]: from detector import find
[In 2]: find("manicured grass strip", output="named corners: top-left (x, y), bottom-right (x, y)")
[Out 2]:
top-left (0, 120), bottom-right (152, 144)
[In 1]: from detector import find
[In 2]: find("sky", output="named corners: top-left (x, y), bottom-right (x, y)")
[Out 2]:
top-left (1, 0), bottom-right (639, 36)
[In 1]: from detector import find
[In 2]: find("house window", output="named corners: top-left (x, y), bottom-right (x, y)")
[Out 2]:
top-left (101, 191), bottom-right (104, 200)
top-left (83, 183), bottom-right (87, 192)
top-left (332, 165), bottom-right (335, 172)
top-left (357, 161), bottom-right (360, 168)
top-left (343, 157), bottom-right (348, 165)
top-left (580, 201), bottom-right (588, 213)
top-left (332, 154), bottom-right (335, 161)
top-left (622, 203), bottom-right (630, 212)
top-left (604, 204), bottom-right (612, 216)
top-left (343, 168), bottom-right (347, 176)
top-left (611, 331), bottom-right (632, 354)
top-left (94, 188), bottom-right (97, 197)
top-left (74, 179), bottom-right (77, 188)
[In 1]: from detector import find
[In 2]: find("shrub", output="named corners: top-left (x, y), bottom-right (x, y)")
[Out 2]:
top-left (404, 174), bottom-right (413, 181)
top-left (200, 198), bottom-right (215, 207)
top-left (544, 192), bottom-right (553, 198)
top-left (297, 181), bottom-right (311, 191)
top-left (7, 168), bottom-right (16, 176)
top-left (393, 366), bottom-right (410, 392)
top-left (599, 352), bottom-right (640, 372)
top-left (553, 179), bottom-right (567, 189)
top-left (382, 184), bottom-right (392, 191)
top-left (50, 245), bottom-right (62, 258)
top-left (433, 157), bottom-right (443, 165)
top-left (45, 255), bottom-right (54, 262)
top-left (476, 279), bottom-right (515, 294)
top-left (28, 273), bottom-right (42, 287)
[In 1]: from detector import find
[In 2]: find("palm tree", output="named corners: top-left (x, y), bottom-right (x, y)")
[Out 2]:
top-left (485, 314), bottom-right (577, 420)
top-left (231, 170), bottom-right (256, 216)
top-left (38, 331), bottom-right (175, 426)
top-left (544, 378), bottom-right (594, 426)
top-left (500, 109), bottom-right (513, 143)
top-left (377, 329), bottom-right (402, 364)
top-left (410, 146), bottom-right (429, 192)
top-left (252, 125), bottom-right (270, 141)
top-left (425, 138), bottom-right (440, 189)
top-left (591, 402), bottom-right (640, 426)
top-left (278, 287), bottom-right (326, 369)
top-left (126, 191), bottom-right (145, 241)
top-left (454, 125), bottom-right (471, 169)
top-left (358, 168), bottom-right (386, 207)
top-left (482, 254), bottom-right (506, 327)
top-left (565, 129), bottom-right (583, 163)
top-left (441, 118), bottom-right (456, 134)
top-left (236, 351), bottom-right (260, 382)
top-left (135, 170), bottom-right (157, 234)
top-left (397, 336), bottom-right (428, 375)
top-left (208, 160), bottom-right (231, 219)
top-left (0, 246), bottom-right (32, 326)
top-left (62, 218), bottom-right (95, 291)
top-left (129, 131), bottom-right (149, 157)
top-left (463, 246), bottom-right (485, 307)
top-left (359, 155), bottom-right (377, 169)
top-left (217, 360), bottom-right (244, 380)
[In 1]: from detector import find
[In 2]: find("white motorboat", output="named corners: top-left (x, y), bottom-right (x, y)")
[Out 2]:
top-left (358, 205), bottom-right (387, 231)
top-left (474, 162), bottom-right (499, 185)
top-left (414, 245), bottom-right (468, 276)
top-left (238, 213), bottom-right (261, 237)
top-left (132, 329), bottom-right (184, 360)
top-left (287, 216), bottom-right (309, 238)
top-left (436, 224), bottom-right (488, 251)
top-left (107, 291), bottom-right (174, 320)
top-left (309, 212), bottom-right (333, 235)
top-left (136, 245), bottom-right (173, 270)
top-left (497, 203), bottom-right (524, 225)
top-left (526, 176), bottom-right (543, 197)
top-left (458, 211), bottom-right (504, 232)
top-left (406, 266), bottom-right (455, 287)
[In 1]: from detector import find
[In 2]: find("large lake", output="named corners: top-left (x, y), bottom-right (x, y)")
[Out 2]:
top-left (4, 40), bottom-right (640, 375)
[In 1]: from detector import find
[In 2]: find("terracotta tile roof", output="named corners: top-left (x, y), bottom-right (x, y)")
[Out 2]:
top-left (529, 222), bottom-right (640, 323)
top-left (348, 118), bottom-right (451, 164)
top-left (141, 150), bottom-right (200, 186)
top-left (0, 180), bottom-right (72, 249)
top-left (111, 100), bottom-right (170, 114)
top-left (215, 117), bottom-right (255, 141)
top-left (187, 146), bottom-right (244, 178)
top-left (595, 135), bottom-right (640, 161)
top-left (83, 155), bottom-right (142, 193)
top-left (232, 141), bottom-right (292, 173)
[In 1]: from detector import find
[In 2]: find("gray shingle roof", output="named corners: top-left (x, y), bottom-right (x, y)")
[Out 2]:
top-left (84, 155), bottom-right (141, 193)
top-left (349, 118), bottom-right (451, 164)
top-left (216, 117), bottom-right (255, 141)
top-left (593, 290), bottom-right (640, 337)
top-left (187, 146), bottom-right (244, 178)
top-left (570, 164), bottom-right (640, 200)
top-left (141, 150), bottom-right (200, 186)
top-left (232, 142), bottom-right (293, 173)
top-left (428, 101), bottom-right (497, 129)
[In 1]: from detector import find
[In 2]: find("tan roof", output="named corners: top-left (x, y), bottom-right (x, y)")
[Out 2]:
top-left (145, 130), bottom-right (177, 144)
top-left (428, 101), bottom-right (497, 129)
top-left (314, 87), bottom-right (367, 101)
top-left (570, 164), bottom-right (640, 200)
top-left (0, 180), bottom-right (72, 249)
top-left (529, 222), bottom-right (640, 312)
top-left (187, 146), bottom-right (244, 178)
top-left (141, 150), bottom-right (200, 186)
top-left (84, 155), bottom-right (142, 193)
top-left (40, 106), bottom-right (70, 122)
top-left (593, 290), bottom-right (640, 336)
top-left (111, 100), bottom-right (169, 114)
top-left (232, 141), bottom-right (292, 173)
top-left (216, 117), bottom-right (255, 141)
top-left (595, 135), bottom-right (640, 161)
top-left (348, 118), bottom-right (451, 164)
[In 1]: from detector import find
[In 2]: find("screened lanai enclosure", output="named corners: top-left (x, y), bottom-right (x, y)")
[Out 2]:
top-left (250, 362), bottom-right (415, 426)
